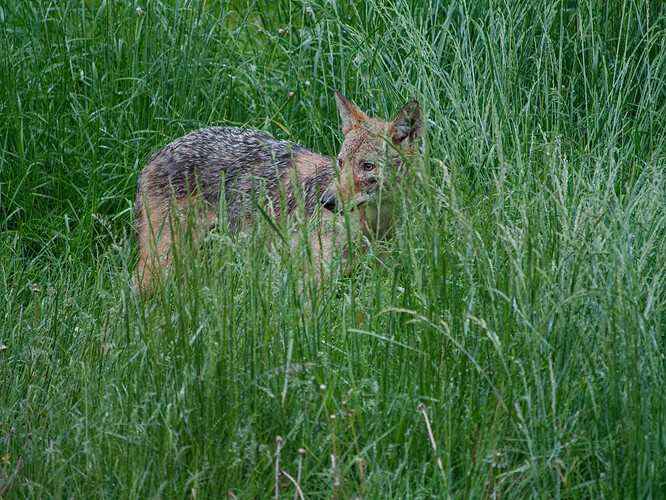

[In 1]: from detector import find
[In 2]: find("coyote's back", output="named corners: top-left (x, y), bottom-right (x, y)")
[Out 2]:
top-left (135, 91), bottom-right (422, 294)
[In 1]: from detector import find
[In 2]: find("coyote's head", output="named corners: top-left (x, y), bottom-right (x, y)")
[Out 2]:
top-left (321, 91), bottom-right (423, 221)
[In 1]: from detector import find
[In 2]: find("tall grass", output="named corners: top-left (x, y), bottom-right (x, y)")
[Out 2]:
top-left (1, 0), bottom-right (665, 497)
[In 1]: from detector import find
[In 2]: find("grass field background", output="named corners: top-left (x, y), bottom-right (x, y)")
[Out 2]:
top-left (1, 0), bottom-right (665, 497)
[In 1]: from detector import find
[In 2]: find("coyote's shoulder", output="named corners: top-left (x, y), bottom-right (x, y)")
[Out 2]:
top-left (135, 91), bottom-right (423, 294)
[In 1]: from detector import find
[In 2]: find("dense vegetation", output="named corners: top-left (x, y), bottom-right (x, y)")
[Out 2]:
top-left (1, 0), bottom-right (665, 497)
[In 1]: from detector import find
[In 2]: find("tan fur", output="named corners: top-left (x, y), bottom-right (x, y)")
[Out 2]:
top-left (134, 91), bottom-right (422, 295)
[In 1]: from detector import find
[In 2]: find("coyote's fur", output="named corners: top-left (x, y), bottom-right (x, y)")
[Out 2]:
top-left (134, 90), bottom-right (422, 293)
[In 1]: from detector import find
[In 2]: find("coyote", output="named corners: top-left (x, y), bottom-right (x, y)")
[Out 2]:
top-left (134, 90), bottom-right (422, 293)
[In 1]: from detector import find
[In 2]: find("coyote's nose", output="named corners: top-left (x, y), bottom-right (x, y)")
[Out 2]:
top-left (321, 193), bottom-right (337, 212)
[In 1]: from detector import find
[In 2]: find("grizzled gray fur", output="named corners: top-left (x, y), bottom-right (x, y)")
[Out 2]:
top-left (135, 127), bottom-right (333, 233)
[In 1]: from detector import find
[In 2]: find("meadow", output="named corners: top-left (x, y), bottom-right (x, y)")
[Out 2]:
top-left (1, 0), bottom-right (665, 497)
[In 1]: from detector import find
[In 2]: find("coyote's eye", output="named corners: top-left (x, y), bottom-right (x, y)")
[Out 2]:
top-left (362, 162), bottom-right (375, 172)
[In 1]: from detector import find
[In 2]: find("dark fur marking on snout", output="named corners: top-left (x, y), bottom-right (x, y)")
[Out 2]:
top-left (320, 193), bottom-right (366, 214)
top-left (321, 193), bottom-right (338, 212)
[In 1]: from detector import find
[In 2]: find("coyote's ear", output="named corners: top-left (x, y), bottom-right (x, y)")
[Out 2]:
top-left (334, 90), bottom-right (369, 135)
top-left (389, 100), bottom-right (423, 148)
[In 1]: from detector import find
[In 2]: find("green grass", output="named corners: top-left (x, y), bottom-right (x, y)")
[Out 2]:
top-left (1, 0), bottom-right (665, 497)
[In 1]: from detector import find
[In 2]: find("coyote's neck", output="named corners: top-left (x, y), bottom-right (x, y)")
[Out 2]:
top-left (360, 201), bottom-right (394, 241)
